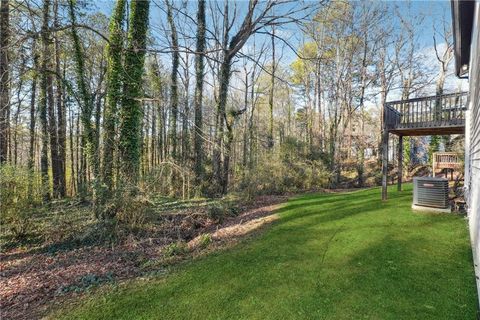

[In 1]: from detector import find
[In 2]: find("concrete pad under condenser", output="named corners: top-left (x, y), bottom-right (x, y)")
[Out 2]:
top-left (411, 204), bottom-right (452, 213)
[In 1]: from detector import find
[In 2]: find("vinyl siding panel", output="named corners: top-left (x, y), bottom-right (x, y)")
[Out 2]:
top-left (465, 1), bottom-right (480, 305)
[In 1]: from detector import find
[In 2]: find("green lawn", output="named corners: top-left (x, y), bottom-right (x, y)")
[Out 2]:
top-left (54, 185), bottom-right (479, 319)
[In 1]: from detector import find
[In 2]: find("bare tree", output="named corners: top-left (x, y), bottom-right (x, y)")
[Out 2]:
top-left (193, 0), bottom-right (206, 186)
top-left (0, 0), bottom-right (10, 163)
top-left (433, 15), bottom-right (454, 106)
top-left (166, 0), bottom-right (179, 162)
top-left (212, 0), bottom-right (316, 194)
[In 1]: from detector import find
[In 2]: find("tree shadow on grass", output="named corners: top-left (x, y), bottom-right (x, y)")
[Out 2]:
top-left (301, 235), bottom-right (480, 320)
top-left (51, 186), bottom-right (478, 320)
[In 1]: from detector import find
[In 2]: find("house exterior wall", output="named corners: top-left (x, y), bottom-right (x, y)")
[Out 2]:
top-left (465, 0), bottom-right (480, 304)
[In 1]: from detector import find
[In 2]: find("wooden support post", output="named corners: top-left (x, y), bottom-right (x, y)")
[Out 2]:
top-left (397, 135), bottom-right (403, 191)
top-left (382, 128), bottom-right (389, 200)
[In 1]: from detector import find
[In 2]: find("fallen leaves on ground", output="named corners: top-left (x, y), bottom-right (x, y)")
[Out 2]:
top-left (0, 195), bottom-right (286, 320)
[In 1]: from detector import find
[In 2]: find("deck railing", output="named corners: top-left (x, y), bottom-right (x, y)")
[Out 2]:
top-left (433, 152), bottom-right (462, 171)
top-left (384, 92), bottom-right (469, 130)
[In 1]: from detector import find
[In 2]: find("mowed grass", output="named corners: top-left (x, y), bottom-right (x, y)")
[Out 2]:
top-left (54, 185), bottom-right (479, 320)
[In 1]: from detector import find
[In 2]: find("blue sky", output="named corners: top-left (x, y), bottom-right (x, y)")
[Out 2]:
top-left (92, 0), bottom-right (466, 103)
top-left (93, 0), bottom-right (454, 53)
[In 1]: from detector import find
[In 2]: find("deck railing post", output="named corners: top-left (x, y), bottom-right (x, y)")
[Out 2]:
top-left (397, 135), bottom-right (403, 191)
top-left (382, 105), bottom-right (389, 200)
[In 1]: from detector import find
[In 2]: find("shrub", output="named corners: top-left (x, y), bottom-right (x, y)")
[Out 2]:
top-left (227, 204), bottom-right (240, 217)
top-left (4, 201), bottom-right (35, 240)
top-left (207, 203), bottom-right (226, 223)
top-left (141, 166), bottom-right (194, 198)
top-left (0, 165), bottom-right (42, 239)
top-left (98, 186), bottom-right (152, 229)
top-left (163, 241), bottom-right (189, 257)
top-left (239, 138), bottom-right (330, 197)
top-left (115, 195), bottom-right (150, 229)
top-left (197, 233), bottom-right (212, 249)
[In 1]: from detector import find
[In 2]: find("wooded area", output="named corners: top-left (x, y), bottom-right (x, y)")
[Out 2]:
top-left (0, 0), bottom-right (463, 233)
top-left (1, 1), bottom-right (476, 319)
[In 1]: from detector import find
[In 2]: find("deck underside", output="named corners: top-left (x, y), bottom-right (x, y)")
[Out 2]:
top-left (388, 125), bottom-right (465, 136)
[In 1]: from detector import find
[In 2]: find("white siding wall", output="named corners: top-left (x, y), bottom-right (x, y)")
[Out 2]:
top-left (465, 0), bottom-right (480, 305)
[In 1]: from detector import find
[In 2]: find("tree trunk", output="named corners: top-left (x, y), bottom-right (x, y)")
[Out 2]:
top-left (13, 50), bottom-right (26, 166)
top-left (151, 104), bottom-right (156, 168)
top-left (118, 0), bottom-right (149, 185)
top-left (222, 126), bottom-right (234, 194)
top-left (242, 69), bottom-right (249, 169)
top-left (267, 27), bottom-right (275, 149)
top-left (39, 0), bottom-right (52, 201)
top-left (0, 0), bottom-right (10, 164)
top-left (68, 0), bottom-right (100, 202)
top-left (54, 0), bottom-right (66, 197)
top-left (357, 32), bottom-right (368, 187)
top-left (69, 105), bottom-right (76, 195)
top-left (166, 0), bottom-right (179, 163)
top-left (193, 0), bottom-right (206, 186)
top-left (181, 56), bottom-right (190, 165)
top-left (47, 41), bottom-right (61, 198)
top-left (213, 57), bottom-right (231, 194)
top-left (248, 67), bottom-right (256, 170)
top-left (103, 0), bottom-right (126, 190)
top-left (28, 39), bottom-right (39, 193)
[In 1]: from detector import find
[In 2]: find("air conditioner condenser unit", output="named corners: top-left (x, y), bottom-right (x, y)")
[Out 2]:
top-left (412, 177), bottom-right (450, 212)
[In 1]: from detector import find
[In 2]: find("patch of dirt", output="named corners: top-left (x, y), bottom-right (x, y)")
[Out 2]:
top-left (0, 195), bottom-right (286, 320)
top-left (194, 196), bottom-right (284, 246)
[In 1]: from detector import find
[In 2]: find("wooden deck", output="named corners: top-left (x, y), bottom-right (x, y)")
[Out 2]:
top-left (433, 152), bottom-right (462, 180)
top-left (381, 92), bottom-right (468, 200)
top-left (433, 152), bottom-right (462, 171)
top-left (384, 92), bottom-right (468, 136)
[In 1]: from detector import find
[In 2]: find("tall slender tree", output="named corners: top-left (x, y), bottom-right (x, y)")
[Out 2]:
top-left (0, 0), bottom-right (10, 164)
top-left (166, 0), bottom-right (179, 162)
top-left (48, 1), bottom-right (61, 198)
top-left (39, 0), bottom-right (51, 201)
top-left (267, 26), bottom-right (275, 149)
top-left (193, 0), bottom-right (206, 186)
top-left (118, 0), bottom-right (150, 184)
top-left (213, 0), bottom-right (301, 194)
top-left (28, 38), bottom-right (39, 180)
top-left (103, 0), bottom-right (126, 190)
top-left (68, 0), bottom-right (99, 198)
top-left (53, 0), bottom-right (66, 196)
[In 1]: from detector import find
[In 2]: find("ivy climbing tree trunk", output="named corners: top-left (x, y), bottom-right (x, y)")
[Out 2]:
top-left (103, 0), bottom-right (126, 191)
top-left (68, 0), bottom-right (99, 201)
top-left (193, 0), bottom-right (206, 187)
top-left (166, 0), bottom-right (179, 162)
top-left (118, 0), bottom-right (150, 185)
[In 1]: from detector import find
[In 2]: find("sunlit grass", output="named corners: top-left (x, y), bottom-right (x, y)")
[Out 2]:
top-left (53, 185), bottom-right (479, 319)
